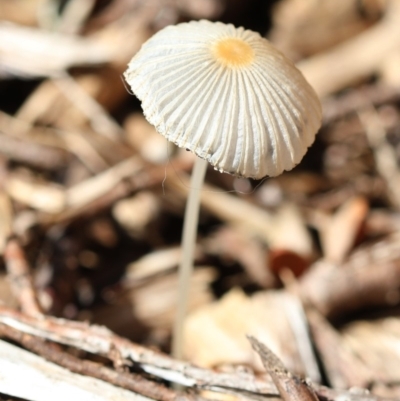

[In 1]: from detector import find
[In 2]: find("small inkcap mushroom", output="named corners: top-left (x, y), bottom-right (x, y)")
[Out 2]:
top-left (124, 20), bottom-right (322, 360)
top-left (124, 20), bottom-right (322, 179)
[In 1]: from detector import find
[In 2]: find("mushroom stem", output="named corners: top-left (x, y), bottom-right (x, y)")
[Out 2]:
top-left (172, 156), bottom-right (208, 360)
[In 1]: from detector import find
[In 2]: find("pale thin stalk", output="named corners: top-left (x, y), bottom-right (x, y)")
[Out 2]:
top-left (172, 157), bottom-right (208, 360)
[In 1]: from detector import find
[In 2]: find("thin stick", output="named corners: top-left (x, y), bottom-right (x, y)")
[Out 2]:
top-left (4, 239), bottom-right (43, 317)
top-left (0, 323), bottom-right (186, 401)
top-left (172, 157), bottom-right (208, 360)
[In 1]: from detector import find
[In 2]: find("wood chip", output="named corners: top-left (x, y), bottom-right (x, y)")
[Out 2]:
top-left (184, 288), bottom-right (307, 375)
top-left (320, 196), bottom-right (369, 264)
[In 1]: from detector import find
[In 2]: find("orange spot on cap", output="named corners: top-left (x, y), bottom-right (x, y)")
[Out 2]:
top-left (212, 38), bottom-right (254, 67)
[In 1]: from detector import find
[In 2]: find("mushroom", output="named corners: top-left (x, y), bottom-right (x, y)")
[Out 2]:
top-left (124, 20), bottom-right (322, 359)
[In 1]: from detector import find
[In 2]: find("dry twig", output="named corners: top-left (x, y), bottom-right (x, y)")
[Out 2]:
top-left (0, 337), bottom-right (153, 401)
top-left (4, 239), bottom-right (43, 316)
top-left (0, 323), bottom-right (196, 401)
top-left (249, 336), bottom-right (319, 401)
top-left (0, 22), bottom-right (112, 77)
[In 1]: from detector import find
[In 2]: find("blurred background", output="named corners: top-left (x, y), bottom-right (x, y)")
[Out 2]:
top-left (1, 0), bottom-right (400, 395)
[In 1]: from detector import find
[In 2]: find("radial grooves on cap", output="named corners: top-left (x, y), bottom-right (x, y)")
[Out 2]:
top-left (167, 66), bottom-right (215, 144)
top-left (257, 58), bottom-right (319, 161)
top-left (230, 71), bottom-right (241, 172)
top-left (184, 68), bottom-right (223, 146)
top-left (228, 72), bottom-right (241, 174)
top-left (261, 72), bottom-right (283, 173)
top-left (178, 65), bottom-right (218, 148)
top-left (150, 55), bottom-right (206, 108)
top-left (259, 74), bottom-right (282, 174)
top-left (255, 62), bottom-right (303, 168)
top-left (204, 68), bottom-right (231, 167)
top-left (162, 63), bottom-right (212, 136)
top-left (236, 71), bottom-right (250, 176)
top-left (240, 70), bottom-right (264, 174)
top-left (155, 60), bottom-right (211, 136)
top-left (248, 69), bottom-right (265, 177)
top-left (253, 66), bottom-right (298, 169)
top-left (193, 68), bottom-right (225, 153)
top-left (214, 69), bottom-right (234, 172)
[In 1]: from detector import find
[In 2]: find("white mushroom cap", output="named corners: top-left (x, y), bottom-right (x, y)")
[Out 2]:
top-left (124, 20), bottom-right (322, 179)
